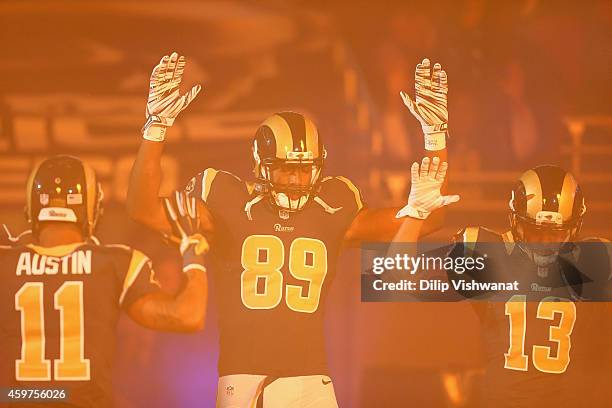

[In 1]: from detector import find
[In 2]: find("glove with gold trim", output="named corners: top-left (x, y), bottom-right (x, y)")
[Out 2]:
top-left (143, 52), bottom-right (202, 142)
top-left (400, 58), bottom-right (449, 151)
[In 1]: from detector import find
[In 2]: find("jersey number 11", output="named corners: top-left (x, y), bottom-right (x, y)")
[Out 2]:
top-left (15, 281), bottom-right (90, 381)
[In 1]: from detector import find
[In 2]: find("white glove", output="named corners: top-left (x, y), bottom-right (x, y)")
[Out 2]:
top-left (396, 157), bottom-right (459, 220)
top-left (163, 191), bottom-right (209, 273)
top-left (400, 58), bottom-right (448, 151)
top-left (143, 52), bottom-right (202, 142)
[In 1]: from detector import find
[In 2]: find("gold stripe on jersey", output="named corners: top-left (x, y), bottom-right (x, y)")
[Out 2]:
top-left (462, 226), bottom-right (479, 242)
top-left (335, 176), bottom-right (364, 211)
top-left (82, 160), bottom-right (98, 230)
top-left (579, 237), bottom-right (612, 279)
top-left (501, 230), bottom-right (514, 242)
top-left (27, 242), bottom-right (86, 257)
top-left (245, 181), bottom-right (256, 195)
top-left (25, 160), bottom-right (44, 222)
top-left (462, 226), bottom-right (479, 254)
top-left (262, 114), bottom-right (294, 159)
top-left (582, 237), bottom-right (612, 243)
top-left (559, 173), bottom-right (578, 220)
top-left (201, 168), bottom-right (219, 203)
top-left (119, 250), bottom-right (150, 305)
top-left (501, 230), bottom-right (515, 254)
top-left (520, 169), bottom-right (543, 216)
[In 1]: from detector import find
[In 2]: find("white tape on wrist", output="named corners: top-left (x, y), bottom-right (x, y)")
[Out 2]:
top-left (143, 125), bottom-right (167, 142)
top-left (395, 204), bottom-right (429, 220)
top-left (423, 131), bottom-right (447, 151)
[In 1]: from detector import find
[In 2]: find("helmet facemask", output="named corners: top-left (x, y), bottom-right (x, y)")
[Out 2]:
top-left (251, 112), bottom-right (326, 214)
top-left (509, 193), bottom-right (585, 275)
top-left (511, 213), bottom-right (579, 270)
top-left (508, 165), bottom-right (586, 275)
top-left (256, 150), bottom-right (324, 212)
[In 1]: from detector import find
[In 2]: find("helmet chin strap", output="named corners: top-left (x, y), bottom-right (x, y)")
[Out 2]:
top-left (271, 190), bottom-right (309, 211)
top-left (259, 163), bottom-right (322, 212)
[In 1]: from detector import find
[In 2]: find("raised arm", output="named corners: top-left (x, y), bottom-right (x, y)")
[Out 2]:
top-left (378, 157), bottom-right (461, 301)
top-left (343, 207), bottom-right (440, 246)
top-left (128, 192), bottom-right (209, 332)
top-left (400, 58), bottom-right (449, 161)
top-left (128, 140), bottom-right (172, 232)
top-left (344, 58), bottom-right (450, 245)
top-left (392, 156), bottom-right (459, 242)
top-left (128, 268), bottom-right (207, 333)
top-left (127, 52), bottom-right (202, 233)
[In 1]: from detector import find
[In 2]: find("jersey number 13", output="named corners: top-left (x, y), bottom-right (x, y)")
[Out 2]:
top-left (504, 295), bottom-right (576, 374)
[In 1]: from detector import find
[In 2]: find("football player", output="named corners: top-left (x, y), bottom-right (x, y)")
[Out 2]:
top-left (0, 155), bottom-right (208, 408)
top-left (126, 53), bottom-right (458, 407)
top-left (393, 164), bottom-right (612, 407)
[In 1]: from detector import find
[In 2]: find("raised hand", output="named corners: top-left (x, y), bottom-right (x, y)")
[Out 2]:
top-left (400, 58), bottom-right (448, 151)
top-left (143, 52), bottom-right (202, 142)
top-left (396, 156), bottom-right (459, 220)
top-left (163, 191), bottom-right (209, 273)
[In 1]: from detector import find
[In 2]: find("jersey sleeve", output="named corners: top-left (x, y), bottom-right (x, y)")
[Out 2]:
top-left (446, 226), bottom-right (505, 299)
top-left (317, 176), bottom-right (366, 227)
top-left (182, 168), bottom-right (247, 216)
top-left (112, 246), bottom-right (161, 310)
top-left (574, 237), bottom-right (612, 299)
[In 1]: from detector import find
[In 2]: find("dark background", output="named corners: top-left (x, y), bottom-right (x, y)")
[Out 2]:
top-left (0, 1), bottom-right (610, 406)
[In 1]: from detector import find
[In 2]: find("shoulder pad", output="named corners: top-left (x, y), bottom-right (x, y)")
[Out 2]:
top-left (104, 243), bottom-right (134, 253)
top-left (187, 168), bottom-right (245, 203)
top-left (103, 244), bottom-right (152, 263)
top-left (580, 237), bottom-right (611, 244)
top-left (319, 176), bottom-right (365, 212)
top-left (245, 181), bottom-right (257, 195)
top-left (453, 226), bottom-right (503, 244)
top-left (198, 168), bottom-right (220, 203)
top-left (101, 244), bottom-right (151, 267)
top-left (129, 248), bottom-right (150, 262)
top-left (571, 237), bottom-right (612, 285)
top-left (118, 248), bottom-right (155, 305)
top-left (451, 226), bottom-right (510, 257)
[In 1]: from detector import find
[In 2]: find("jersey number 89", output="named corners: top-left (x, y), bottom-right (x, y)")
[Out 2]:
top-left (241, 235), bottom-right (327, 314)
